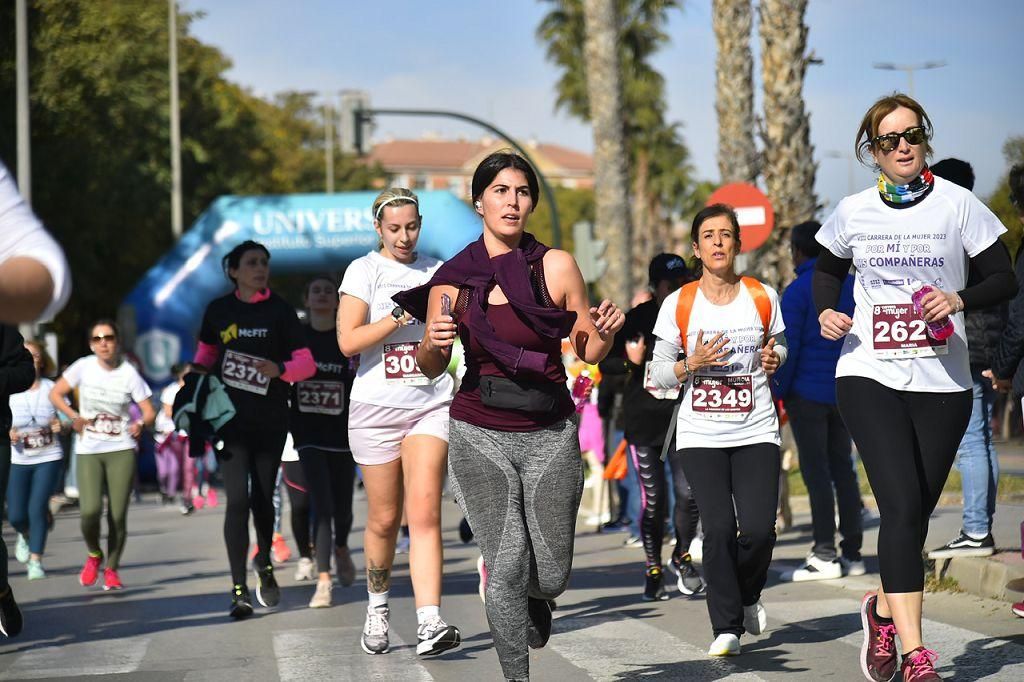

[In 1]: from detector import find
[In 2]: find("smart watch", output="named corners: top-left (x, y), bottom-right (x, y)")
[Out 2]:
top-left (390, 306), bottom-right (406, 325)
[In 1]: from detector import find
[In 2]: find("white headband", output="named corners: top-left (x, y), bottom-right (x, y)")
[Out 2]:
top-left (375, 195), bottom-right (419, 221)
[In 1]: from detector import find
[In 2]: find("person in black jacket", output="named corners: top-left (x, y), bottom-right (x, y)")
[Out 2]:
top-left (0, 324), bottom-right (38, 637)
top-left (927, 159), bottom-right (1008, 559)
top-left (988, 164), bottom-right (1024, 397)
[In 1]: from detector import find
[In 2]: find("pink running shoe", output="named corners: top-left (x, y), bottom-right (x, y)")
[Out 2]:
top-left (103, 568), bottom-right (123, 591)
top-left (476, 555), bottom-right (488, 603)
top-left (272, 533), bottom-right (292, 564)
top-left (193, 494), bottom-right (206, 510)
top-left (900, 647), bottom-right (940, 681)
top-left (80, 554), bottom-right (102, 587)
top-left (860, 592), bottom-right (898, 682)
top-left (1012, 601), bottom-right (1024, 618)
top-left (206, 487), bottom-right (219, 507)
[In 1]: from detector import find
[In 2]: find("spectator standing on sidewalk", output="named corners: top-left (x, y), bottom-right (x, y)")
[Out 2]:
top-left (928, 159), bottom-right (1005, 560)
top-left (983, 162), bottom-right (1024, 619)
top-left (773, 221), bottom-right (865, 581)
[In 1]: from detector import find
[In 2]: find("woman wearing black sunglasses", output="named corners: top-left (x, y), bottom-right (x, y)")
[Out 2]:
top-left (814, 93), bottom-right (1016, 681)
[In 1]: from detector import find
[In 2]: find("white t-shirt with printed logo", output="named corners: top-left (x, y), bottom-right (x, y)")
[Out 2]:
top-left (816, 177), bottom-right (1006, 392)
top-left (339, 250), bottom-right (454, 408)
top-left (62, 355), bottom-right (153, 455)
top-left (653, 283), bottom-right (785, 449)
top-left (9, 379), bottom-right (64, 465)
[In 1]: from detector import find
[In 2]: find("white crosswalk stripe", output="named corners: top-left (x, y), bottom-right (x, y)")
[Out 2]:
top-left (274, 626), bottom-right (433, 681)
top-left (766, 599), bottom-right (1024, 681)
top-left (0, 636), bottom-right (149, 679)
top-left (549, 613), bottom-right (767, 681)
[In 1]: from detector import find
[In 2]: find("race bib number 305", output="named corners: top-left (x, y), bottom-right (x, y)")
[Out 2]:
top-left (86, 412), bottom-right (126, 440)
top-left (872, 304), bottom-right (947, 359)
top-left (296, 381), bottom-right (345, 415)
top-left (644, 362), bottom-right (680, 400)
top-left (222, 350), bottom-right (271, 395)
top-left (383, 342), bottom-right (430, 386)
top-left (691, 375), bottom-right (754, 421)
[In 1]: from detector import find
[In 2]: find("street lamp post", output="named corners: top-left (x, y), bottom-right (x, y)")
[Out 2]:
top-left (872, 60), bottom-right (947, 98)
top-left (324, 101), bottom-right (335, 194)
top-left (15, 0), bottom-right (30, 202)
top-left (168, 0), bottom-right (183, 238)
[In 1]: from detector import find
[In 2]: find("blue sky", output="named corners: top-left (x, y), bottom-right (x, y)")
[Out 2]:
top-left (184, 0), bottom-right (1023, 214)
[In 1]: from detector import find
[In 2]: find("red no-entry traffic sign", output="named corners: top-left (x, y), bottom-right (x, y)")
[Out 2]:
top-left (706, 183), bottom-right (775, 253)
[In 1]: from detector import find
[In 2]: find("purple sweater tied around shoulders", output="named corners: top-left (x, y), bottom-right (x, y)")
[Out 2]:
top-left (392, 233), bottom-right (577, 377)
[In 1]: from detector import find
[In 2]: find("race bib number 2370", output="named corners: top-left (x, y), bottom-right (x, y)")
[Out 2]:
top-left (221, 350), bottom-right (271, 395)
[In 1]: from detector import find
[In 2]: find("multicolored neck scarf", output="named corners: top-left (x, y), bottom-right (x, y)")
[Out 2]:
top-left (877, 167), bottom-right (934, 205)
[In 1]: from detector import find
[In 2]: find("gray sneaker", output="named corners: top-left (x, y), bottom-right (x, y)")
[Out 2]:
top-left (360, 605), bottom-right (390, 655)
top-left (416, 615), bottom-right (461, 656)
top-left (309, 579), bottom-right (332, 608)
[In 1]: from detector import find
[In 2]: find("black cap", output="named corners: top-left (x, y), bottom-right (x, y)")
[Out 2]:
top-left (648, 253), bottom-right (689, 285)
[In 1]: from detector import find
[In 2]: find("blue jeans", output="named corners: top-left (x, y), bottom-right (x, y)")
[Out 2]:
top-left (7, 459), bottom-right (64, 555)
top-left (955, 368), bottom-right (999, 536)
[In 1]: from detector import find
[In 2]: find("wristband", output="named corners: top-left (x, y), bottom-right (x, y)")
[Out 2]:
top-left (277, 361), bottom-right (287, 376)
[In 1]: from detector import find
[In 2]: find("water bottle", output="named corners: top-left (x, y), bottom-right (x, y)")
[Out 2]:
top-left (910, 284), bottom-right (955, 341)
top-left (571, 371), bottom-right (594, 412)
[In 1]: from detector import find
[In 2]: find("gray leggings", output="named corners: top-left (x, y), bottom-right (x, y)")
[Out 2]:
top-left (448, 417), bottom-right (583, 681)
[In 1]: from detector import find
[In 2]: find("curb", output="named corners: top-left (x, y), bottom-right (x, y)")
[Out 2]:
top-left (937, 552), bottom-right (1024, 602)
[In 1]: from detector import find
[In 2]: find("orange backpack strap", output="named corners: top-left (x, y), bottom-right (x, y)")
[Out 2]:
top-left (673, 281), bottom-right (700, 354)
top-left (741, 276), bottom-right (772, 344)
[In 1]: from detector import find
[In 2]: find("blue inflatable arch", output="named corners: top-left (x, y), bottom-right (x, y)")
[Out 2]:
top-left (122, 190), bottom-right (482, 385)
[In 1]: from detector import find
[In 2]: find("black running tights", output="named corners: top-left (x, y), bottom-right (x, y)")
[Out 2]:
top-left (629, 443), bottom-right (700, 567)
top-left (282, 460), bottom-right (312, 560)
top-left (298, 448), bottom-right (356, 573)
top-left (216, 427), bottom-right (286, 586)
top-left (836, 376), bottom-right (971, 593)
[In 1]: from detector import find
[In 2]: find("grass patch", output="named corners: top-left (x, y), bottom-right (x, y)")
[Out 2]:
top-left (924, 573), bottom-right (964, 594)
top-left (785, 458), bottom-right (1024, 503)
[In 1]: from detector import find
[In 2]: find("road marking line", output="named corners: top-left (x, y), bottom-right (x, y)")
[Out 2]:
top-left (274, 626), bottom-right (433, 681)
top-left (0, 636), bottom-right (149, 679)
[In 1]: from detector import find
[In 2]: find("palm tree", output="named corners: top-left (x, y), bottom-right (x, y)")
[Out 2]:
top-left (757, 0), bottom-right (818, 288)
top-left (582, 0), bottom-right (634, 304)
top-left (713, 0), bottom-right (758, 185)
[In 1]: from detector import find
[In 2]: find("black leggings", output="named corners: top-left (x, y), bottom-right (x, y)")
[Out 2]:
top-left (629, 442), bottom-right (700, 567)
top-left (298, 447), bottom-right (356, 573)
top-left (680, 443), bottom-right (779, 637)
top-left (282, 460), bottom-right (312, 560)
top-left (836, 376), bottom-right (971, 593)
top-left (216, 426), bottom-right (286, 586)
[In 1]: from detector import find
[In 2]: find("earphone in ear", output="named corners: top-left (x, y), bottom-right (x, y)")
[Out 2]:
top-left (474, 201), bottom-right (481, 208)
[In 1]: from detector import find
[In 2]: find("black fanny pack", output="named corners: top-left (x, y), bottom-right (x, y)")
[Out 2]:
top-left (478, 375), bottom-right (562, 413)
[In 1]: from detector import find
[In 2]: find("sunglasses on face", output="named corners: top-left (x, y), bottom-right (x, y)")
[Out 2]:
top-left (872, 126), bottom-right (927, 153)
top-left (91, 334), bottom-right (117, 344)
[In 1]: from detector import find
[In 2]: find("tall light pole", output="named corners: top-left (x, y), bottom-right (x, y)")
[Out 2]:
top-left (169, 0), bottom-right (183, 238)
top-left (324, 100), bottom-right (335, 193)
top-left (872, 60), bottom-right (946, 98)
top-left (824, 150), bottom-right (856, 196)
top-left (16, 0), bottom-right (31, 202)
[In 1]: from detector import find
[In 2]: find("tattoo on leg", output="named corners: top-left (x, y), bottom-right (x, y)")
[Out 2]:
top-left (367, 560), bottom-right (390, 593)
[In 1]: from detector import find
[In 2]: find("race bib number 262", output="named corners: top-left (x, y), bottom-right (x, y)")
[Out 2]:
top-left (871, 304), bottom-right (947, 359)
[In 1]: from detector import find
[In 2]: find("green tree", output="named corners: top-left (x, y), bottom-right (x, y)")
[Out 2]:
top-left (989, 135), bottom-right (1024, 257)
top-left (0, 0), bottom-right (382, 359)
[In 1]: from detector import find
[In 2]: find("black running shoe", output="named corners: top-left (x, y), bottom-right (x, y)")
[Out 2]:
top-left (927, 530), bottom-right (995, 559)
top-left (253, 563), bottom-right (280, 607)
top-left (669, 554), bottom-right (706, 595)
top-left (643, 565), bottom-right (669, 602)
top-left (527, 597), bottom-right (554, 649)
top-left (416, 615), bottom-right (461, 656)
top-left (229, 584), bottom-right (253, 620)
top-left (0, 587), bottom-right (23, 638)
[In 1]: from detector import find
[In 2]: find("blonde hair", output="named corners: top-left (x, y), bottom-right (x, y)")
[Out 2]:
top-left (855, 92), bottom-right (934, 166)
top-left (372, 188), bottom-right (419, 249)
top-left (24, 339), bottom-right (55, 377)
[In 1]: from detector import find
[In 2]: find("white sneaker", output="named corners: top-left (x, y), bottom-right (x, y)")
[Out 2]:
top-left (294, 557), bottom-right (315, 582)
top-left (309, 579), bottom-right (332, 608)
top-left (688, 537), bottom-right (703, 561)
top-left (839, 556), bottom-right (867, 577)
top-left (708, 633), bottom-right (740, 656)
top-left (743, 601), bottom-right (767, 636)
top-left (786, 554), bottom-right (843, 582)
top-left (360, 605), bottom-right (390, 655)
top-left (15, 534), bottom-right (30, 564)
top-left (416, 615), bottom-right (461, 656)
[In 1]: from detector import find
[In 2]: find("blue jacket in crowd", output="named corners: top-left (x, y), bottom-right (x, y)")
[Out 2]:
top-left (772, 257), bottom-right (855, 405)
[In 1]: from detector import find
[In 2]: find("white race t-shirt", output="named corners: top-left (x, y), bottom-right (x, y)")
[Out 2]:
top-left (9, 378), bottom-right (64, 465)
top-left (817, 177), bottom-right (1006, 392)
top-left (653, 284), bottom-right (785, 449)
top-left (62, 356), bottom-right (153, 455)
top-left (0, 161), bottom-right (71, 322)
top-left (339, 251), bottom-right (454, 408)
top-left (155, 382), bottom-right (180, 436)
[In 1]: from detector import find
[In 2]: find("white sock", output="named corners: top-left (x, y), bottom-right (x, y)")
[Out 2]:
top-left (964, 530), bottom-right (989, 541)
top-left (416, 604), bottom-right (440, 625)
top-left (368, 590), bottom-right (388, 609)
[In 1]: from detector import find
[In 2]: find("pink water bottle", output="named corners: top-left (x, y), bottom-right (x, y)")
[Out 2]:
top-left (571, 372), bottom-right (594, 412)
top-left (911, 284), bottom-right (955, 341)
